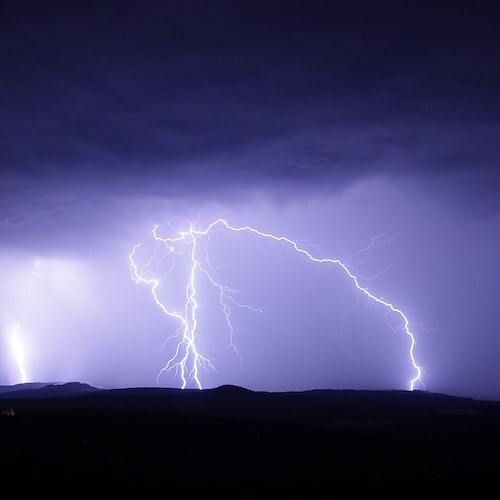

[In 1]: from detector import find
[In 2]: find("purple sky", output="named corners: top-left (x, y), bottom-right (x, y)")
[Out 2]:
top-left (1, 1), bottom-right (499, 399)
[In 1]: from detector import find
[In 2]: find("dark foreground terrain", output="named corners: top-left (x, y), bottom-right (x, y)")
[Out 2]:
top-left (1, 383), bottom-right (499, 496)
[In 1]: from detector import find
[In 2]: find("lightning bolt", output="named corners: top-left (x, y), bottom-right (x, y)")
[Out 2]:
top-left (7, 258), bottom-right (40, 384)
top-left (130, 219), bottom-right (423, 391)
top-left (10, 325), bottom-right (28, 384)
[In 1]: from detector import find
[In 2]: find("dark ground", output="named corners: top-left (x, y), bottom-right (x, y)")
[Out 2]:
top-left (1, 383), bottom-right (499, 496)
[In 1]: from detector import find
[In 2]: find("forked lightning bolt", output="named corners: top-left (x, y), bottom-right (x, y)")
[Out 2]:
top-left (129, 218), bottom-right (423, 391)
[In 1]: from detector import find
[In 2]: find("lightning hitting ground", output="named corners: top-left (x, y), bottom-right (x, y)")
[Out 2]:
top-left (129, 218), bottom-right (424, 391)
top-left (10, 324), bottom-right (28, 384)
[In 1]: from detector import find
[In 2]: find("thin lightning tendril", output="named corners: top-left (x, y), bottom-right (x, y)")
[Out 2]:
top-left (129, 218), bottom-right (423, 391)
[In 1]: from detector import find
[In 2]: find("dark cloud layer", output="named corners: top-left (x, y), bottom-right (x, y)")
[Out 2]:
top-left (1, 0), bottom-right (499, 201)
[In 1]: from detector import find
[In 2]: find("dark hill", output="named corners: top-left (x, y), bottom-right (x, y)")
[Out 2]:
top-left (1, 384), bottom-right (499, 496)
top-left (0, 381), bottom-right (102, 399)
top-left (0, 382), bottom-right (54, 394)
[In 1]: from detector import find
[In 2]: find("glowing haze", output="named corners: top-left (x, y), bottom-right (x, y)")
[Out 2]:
top-left (0, 2), bottom-right (499, 399)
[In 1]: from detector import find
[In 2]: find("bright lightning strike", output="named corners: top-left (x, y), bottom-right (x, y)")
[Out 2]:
top-left (10, 325), bottom-right (28, 384)
top-left (130, 219), bottom-right (423, 391)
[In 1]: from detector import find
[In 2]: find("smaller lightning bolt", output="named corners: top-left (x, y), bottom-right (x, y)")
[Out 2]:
top-left (10, 325), bottom-right (28, 384)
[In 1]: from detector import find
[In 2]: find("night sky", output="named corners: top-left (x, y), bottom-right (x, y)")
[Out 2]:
top-left (1, 1), bottom-right (499, 399)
